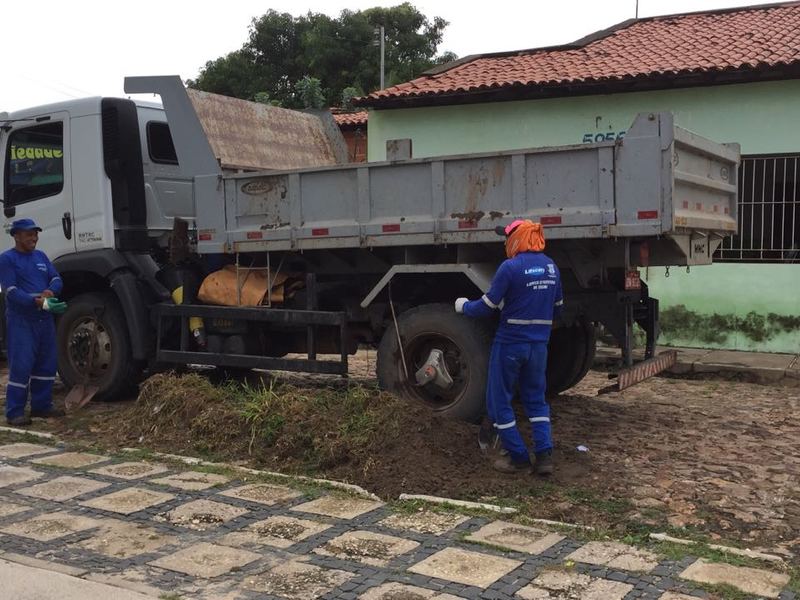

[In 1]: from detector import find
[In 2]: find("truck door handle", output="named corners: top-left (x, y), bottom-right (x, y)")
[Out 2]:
top-left (62, 212), bottom-right (72, 240)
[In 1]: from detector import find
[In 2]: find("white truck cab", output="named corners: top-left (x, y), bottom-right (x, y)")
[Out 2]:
top-left (1, 98), bottom-right (186, 260)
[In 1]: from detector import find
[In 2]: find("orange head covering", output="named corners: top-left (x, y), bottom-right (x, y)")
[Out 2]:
top-left (504, 219), bottom-right (545, 258)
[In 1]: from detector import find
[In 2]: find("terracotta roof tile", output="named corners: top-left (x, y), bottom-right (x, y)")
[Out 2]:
top-left (332, 111), bottom-right (368, 126)
top-left (359, 2), bottom-right (800, 105)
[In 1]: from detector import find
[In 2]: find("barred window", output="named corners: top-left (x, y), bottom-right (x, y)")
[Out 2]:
top-left (716, 155), bottom-right (800, 263)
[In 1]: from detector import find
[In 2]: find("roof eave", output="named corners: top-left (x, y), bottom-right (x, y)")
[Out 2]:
top-left (356, 65), bottom-right (800, 110)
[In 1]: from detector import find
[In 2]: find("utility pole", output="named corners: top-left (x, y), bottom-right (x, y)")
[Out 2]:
top-left (374, 25), bottom-right (385, 89)
top-left (636, 0), bottom-right (639, 18)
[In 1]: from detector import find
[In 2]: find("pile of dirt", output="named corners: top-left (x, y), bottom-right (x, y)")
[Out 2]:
top-left (113, 372), bottom-right (594, 507)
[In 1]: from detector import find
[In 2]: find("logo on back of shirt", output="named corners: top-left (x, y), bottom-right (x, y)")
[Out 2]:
top-left (524, 267), bottom-right (546, 276)
top-left (36, 263), bottom-right (47, 272)
top-left (547, 263), bottom-right (556, 277)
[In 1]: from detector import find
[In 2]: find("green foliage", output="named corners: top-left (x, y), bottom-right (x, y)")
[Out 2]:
top-left (253, 91), bottom-right (282, 107)
top-left (341, 86), bottom-right (361, 110)
top-left (296, 76), bottom-right (326, 109)
top-left (188, 3), bottom-right (455, 108)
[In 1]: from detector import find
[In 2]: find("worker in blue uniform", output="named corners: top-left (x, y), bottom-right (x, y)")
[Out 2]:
top-left (455, 219), bottom-right (563, 475)
top-left (0, 219), bottom-right (67, 426)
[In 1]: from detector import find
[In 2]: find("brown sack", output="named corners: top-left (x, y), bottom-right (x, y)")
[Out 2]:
top-left (198, 265), bottom-right (289, 306)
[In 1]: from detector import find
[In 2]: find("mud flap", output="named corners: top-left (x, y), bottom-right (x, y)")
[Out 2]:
top-left (598, 350), bottom-right (678, 394)
top-left (478, 415), bottom-right (500, 451)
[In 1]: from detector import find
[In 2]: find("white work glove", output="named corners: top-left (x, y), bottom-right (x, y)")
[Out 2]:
top-left (454, 298), bottom-right (468, 314)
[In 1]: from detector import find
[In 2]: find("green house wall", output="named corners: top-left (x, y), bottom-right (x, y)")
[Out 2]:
top-left (367, 80), bottom-right (800, 352)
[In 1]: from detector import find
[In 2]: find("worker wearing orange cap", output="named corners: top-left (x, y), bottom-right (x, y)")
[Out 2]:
top-left (455, 220), bottom-right (563, 475)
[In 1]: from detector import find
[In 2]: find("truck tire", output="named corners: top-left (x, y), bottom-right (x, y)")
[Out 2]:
top-left (57, 292), bottom-right (140, 401)
top-left (546, 317), bottom-right (595, 395)
top-left (377, 303), bottom-right (492, 422)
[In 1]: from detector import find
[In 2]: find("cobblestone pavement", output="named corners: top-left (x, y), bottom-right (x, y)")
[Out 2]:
top-left (0, 442), bottom-right (794, 600)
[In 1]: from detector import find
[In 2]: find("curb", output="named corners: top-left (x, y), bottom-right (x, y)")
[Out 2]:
top-left (0, 426), bottom-right (55, 440)
top-left (649, 533), bottom-right (785, 564)
top-left (594, 347), bottom-right (798, 386)
top-left (398, 493), bottom-right (518, 514)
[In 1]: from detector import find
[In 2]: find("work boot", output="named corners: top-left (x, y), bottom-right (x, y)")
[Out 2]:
top-left (30, 407), bottom-right (65, 419)
top-left (6, 415), bottom-right (32, 427)
top-left (493, 454), bottom-right (532, 474)
top-left (534, 450), bottom-right (554, 476)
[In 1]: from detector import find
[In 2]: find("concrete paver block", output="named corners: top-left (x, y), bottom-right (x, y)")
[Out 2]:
top-left (80, 487), bottom-right (175, 515)
top-left (290, 495), bottom-right (383, 519)
top-left (31, 452), bottom-right (110, 468)
top-left (156, 499), bottom-right (248, 530)
top-left (220, 515), bottom-right (330, 549)
top-left (680, 558), bottom-right (790, 598)
top-left (243, 557), bottom-right (354, 600)
top-left (1, 510), bottom-right (101, 541)
top-left (360, 581), bottom-right (463, 599)
top-left (0, 501), bottom-right (33, 518)
top-left (517, 569), bottom-right (633, 599)
top-left (408, 547), bottom-right (521, 588)
top-left (150, 470), bottom-right (230, 490)
top-left (379, 509), bottom-right (469, 535)
top-left (89, 461), bottom-right (169, 480)
top-left (466, 520), bottom-right (564, 554)
top-left (150, 541), bottom-right (261, 578)
top-left (0, 443), bottom-right (56, 459)
top-left (314, 530), bottom-right (419, 567)
top-left (0, 465), bottom-right (44, 487)
top-left (658, 593), bottom-right (700, 600)
top-left (75, 520), bottom-right (177, 559)
top-left (219, 482), bottom-right (301, 505)
top-left (16, 475), bottom-right (110, 501)
top-left (566, 541), bottom-right (659, 572)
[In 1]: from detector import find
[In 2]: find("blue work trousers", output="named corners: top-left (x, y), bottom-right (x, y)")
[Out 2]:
top-left (486, 340), bottom-right (552, 463)
top-left (5, 316), bottom-right (57, 420)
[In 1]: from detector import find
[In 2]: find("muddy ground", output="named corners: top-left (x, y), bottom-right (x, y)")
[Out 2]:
top-left (2, 351), bottom-right (798, 559)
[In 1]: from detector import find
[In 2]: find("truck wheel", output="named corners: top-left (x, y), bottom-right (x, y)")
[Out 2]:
top-left (546, 317), bottom-right (595, 395)
top-left (57, 292), bottom-right (140, 401)
top-left (376, 303), bottom-right (492, 422)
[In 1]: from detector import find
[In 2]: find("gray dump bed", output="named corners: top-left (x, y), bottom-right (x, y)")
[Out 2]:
top-left (125, 77), bottom-right (739, 265)
top-left (215, 113), bottom-right (739, 261)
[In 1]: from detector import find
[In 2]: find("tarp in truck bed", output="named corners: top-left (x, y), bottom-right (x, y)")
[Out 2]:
top-left (187, 89), bottom-right (348, 172)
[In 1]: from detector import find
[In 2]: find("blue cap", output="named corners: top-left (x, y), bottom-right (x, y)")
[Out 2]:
top-left (9, 218), bottom-right (42, 235)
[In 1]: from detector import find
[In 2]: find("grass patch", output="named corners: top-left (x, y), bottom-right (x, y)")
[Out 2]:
top-left (564, 487), bottom-right (633, 516)
top-left (124, 372), bottom-right (402, 474)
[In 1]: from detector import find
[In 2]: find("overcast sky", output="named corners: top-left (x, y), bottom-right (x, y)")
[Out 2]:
top-left (1, 0), bottom-right (781, 112)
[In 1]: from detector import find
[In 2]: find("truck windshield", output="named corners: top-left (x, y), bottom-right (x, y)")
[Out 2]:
top-left (4, 121), bottom-right (64, 205)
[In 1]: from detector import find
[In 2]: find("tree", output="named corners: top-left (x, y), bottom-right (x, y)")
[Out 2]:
top-left (189, 3), bottom-right (454, 109)
top-left (296, 76), bottom-right (325, 109)
top-left (341, 87), bottom-right (361, 110)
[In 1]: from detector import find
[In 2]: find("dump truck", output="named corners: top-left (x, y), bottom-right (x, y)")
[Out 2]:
top-left (0, 76), bottom-right (740, 421)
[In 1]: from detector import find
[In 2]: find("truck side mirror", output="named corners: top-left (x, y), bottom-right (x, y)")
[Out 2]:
top-left (3, 205), bottom-right (15, 219)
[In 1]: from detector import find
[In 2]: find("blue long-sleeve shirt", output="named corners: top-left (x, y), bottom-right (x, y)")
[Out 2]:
top-left (463, 251), bottom-right (563, 343)
top-left (0, 248), bottom-right (63, 319)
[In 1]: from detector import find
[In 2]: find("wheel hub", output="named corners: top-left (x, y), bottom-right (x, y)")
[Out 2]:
top-left (68, 319), bottom-right (112, 378)
top-left (414, 348), bottom-right (454, 389)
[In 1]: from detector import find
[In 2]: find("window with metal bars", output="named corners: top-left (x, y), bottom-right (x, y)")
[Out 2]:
top-left (716, 155), bottom-right (800, 263)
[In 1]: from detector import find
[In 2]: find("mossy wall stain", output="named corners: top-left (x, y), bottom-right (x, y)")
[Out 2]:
top-left (660, 305), bottom-right (800, 345)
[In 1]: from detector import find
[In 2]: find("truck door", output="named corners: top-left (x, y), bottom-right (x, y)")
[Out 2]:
top-left (0, 112), bottom-right (76, 259)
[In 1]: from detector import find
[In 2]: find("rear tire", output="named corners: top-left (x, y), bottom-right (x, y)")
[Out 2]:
top-left (376, 303), bottom-right (492, 422)
top-left (546, 317), bottom-right (595, 395)
top-left (57, 292), bottom-right (141, 401)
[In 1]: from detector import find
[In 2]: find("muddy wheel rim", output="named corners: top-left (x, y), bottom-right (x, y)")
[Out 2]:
top-left (67, 318), bottom-right (112, 379)
top-left (402, 331), bottom-right (469, 410)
